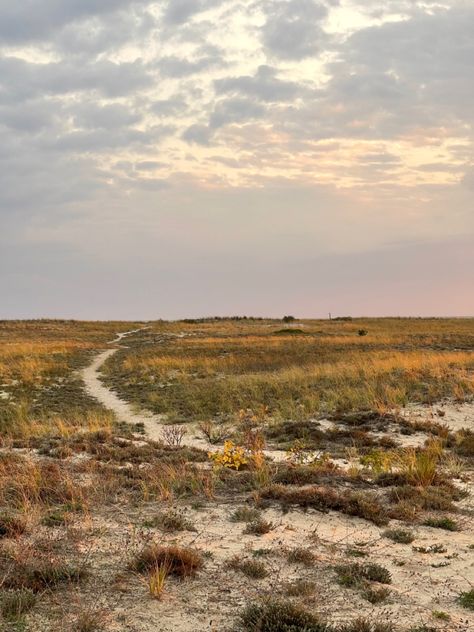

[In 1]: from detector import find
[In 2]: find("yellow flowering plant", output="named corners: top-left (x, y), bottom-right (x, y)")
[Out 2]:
top-left (209, 440), bottom-right (248, 470)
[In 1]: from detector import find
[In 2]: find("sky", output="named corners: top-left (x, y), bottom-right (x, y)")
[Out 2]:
top-left (0, 0), bottom-right (473, 320)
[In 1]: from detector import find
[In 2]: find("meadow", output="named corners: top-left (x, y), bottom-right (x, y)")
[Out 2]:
top-left (102, 318), bottom-right (474, 421)
top-left (0, 318), bottom-right (472, 632)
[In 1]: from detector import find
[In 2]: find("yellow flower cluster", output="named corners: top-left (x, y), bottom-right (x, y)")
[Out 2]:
top-left (209, 440), bottom-right (248, 470)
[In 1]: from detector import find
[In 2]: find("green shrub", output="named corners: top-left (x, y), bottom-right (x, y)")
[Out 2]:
top-left (422, 517), bottom-right (458, 531)
top-left (236, 599), bottom-right (327, 631)
top-left (0, 589), bottom-right (36, 620)
top-left (383, 529), bottom-right (414, 544)
top-left (335, 562), bottom-right (391, 587)
top-left (458, 589), bottom-right (474, 611)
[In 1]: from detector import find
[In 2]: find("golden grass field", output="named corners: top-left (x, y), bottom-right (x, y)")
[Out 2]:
top-left (102, 318), bottom-right (474, 422)
top-left (0, 318), bottom-right (473, 632)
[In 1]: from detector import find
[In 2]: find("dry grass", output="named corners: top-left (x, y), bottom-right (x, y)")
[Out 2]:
top-left (131, 544), bottom-right (203, 578)
top-left (102, 318), bottom-right (474, 421)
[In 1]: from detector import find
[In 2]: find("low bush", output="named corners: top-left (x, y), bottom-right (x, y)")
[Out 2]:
top-left (0, 588), bottom-right (36, 620)
top-left (458, 589), bottom-right (474, 611)
top-left (261, 485), bottom-right (388, 526)
top-left (230, 506), bottom-right (261, 523)
top-left (0, 513), bottom-right (27, 539)
top-left (335, 562), bottom-right (391, 587)
top-left (227, 556), bottom-right (268, 579)
top-left (131, 545), bottom-right (203, 578)
top-left (383, 529), bottom-right (414, 544)
top-left (236, 599), bottom-right (327, 631)
top-left (148, 509), bottom-right (196, 532)
top-left (422, 517), bottom-right (458, 531)
top-left (287, 547), bottom-right (315, 566)
top-left (244, 518), bottom-right (273, 535)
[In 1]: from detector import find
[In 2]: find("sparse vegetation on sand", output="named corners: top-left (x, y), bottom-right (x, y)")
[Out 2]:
top-left (0, 318), bottom-right (472, 630)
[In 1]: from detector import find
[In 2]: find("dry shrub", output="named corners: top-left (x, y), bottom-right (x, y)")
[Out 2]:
top-left (261, 485), bottom-right (388, 526)
top-left (0, 547), bottom-right (86, 593)
top-left (131, 544), bottom-right (203, 578)
top-left (161, 424), bottom-right (187, 447)
top-left (388, 485), bottom-right (457, 512)
top-left (287, 547), bottom-right (315, 566)
top-left (227, 556), bottom-right (268, 579)
top-left (244, 518), bottom-right (273, 535)
top-left (0, 513), bottom-right (27, 539)
top-left (0, 456), bottom-right (87, 511)
top-left (335, 562), bottom-right (392, 587)
top-left (394, 441), bottom-right (443, 487)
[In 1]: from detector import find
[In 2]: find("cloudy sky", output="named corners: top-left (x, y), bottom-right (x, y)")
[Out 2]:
top-left (1, 0), bottom-right (473, 319)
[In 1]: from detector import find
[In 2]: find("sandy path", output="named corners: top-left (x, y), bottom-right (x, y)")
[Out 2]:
top-left (81, 329), bottom-right (212, 450)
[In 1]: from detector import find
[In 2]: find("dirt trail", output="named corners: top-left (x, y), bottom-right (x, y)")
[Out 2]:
top-left (81, 329), bottom-right (212, 451)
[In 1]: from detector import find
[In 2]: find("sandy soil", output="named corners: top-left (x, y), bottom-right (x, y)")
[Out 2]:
top-left (77, 330), bottom-right (474, 632)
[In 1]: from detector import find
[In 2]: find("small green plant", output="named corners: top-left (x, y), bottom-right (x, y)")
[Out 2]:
top-left (335, 562), bottom-right (391, 587)
top-left (0, 589), bottom-right (36, 620)
top-left (383, 529), bottom-right (415, 544)
top-left (422, 517), bottom-right (458, 531)
top-left (237, 599), bottom-right (326, 631)
top-left (287, 547), bottom-right (315, 566)
top-left (431, 611), bottom-right (449, 621)
top-left (41, 508), bottom-right (70, 527)
top-left (458, 589), bottom-right (474, 611)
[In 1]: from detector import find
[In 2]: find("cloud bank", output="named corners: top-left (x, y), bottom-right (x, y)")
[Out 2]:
top-left (1, 0), bottom-right (472, 318)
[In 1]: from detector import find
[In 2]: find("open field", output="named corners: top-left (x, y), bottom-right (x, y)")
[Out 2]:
top-left (0, 318), bottom-right (473, 632)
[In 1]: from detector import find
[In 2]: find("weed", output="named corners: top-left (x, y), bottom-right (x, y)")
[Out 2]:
top-left (431, 611), bottom-right (449, 621)
top-left (199, 420), bottom-right (228, 444)
top-left (227, 556), bottom-right (268, 579)
top-left (0, 514), bottom-right (26, 539)
top-left (149, 509), bottom-right (196, 532)
top-left (383, 529), bottom-right (414, 544)
top-left (236, 599), bottom-right (326, 631)
top-left (287, 547), bottom-right (315, 566)
top-left (346, 548), bottom-right (368, 558)
top-left (209, 441), bottom-right (248, 470)
top-left (422, 517), bottom-right (458, 531)
top-left (458, 589), bottom-right (474, 610)
top-left (363, 586), bottom-right (390, 604)
top-left (412, 544), bottom-right (447, 554)
top-left (284, 579), bottom-right (317, 597)
top-left (0, 589), bottom-right (36, 620)
top-left (335, 562), bottom-right (391, 587)
top-left (161, 424), bottom-right (187, 447)
top-left (131, 544), bottom-right (203, 578)
top-left (147, 562), bottom-right (170, 599)
top-left (41, 507), bottom-right (71, 527)
top-left (262, 485), bottom-right (388, 526)
top-left (74, 609), bottom-right (107, 632)
top-left (244, 518), bottom-right (273, 535)
top-left (339, 620), bottom-right (395, 632)
top-left (230, 507), bottom-right (261, 523)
